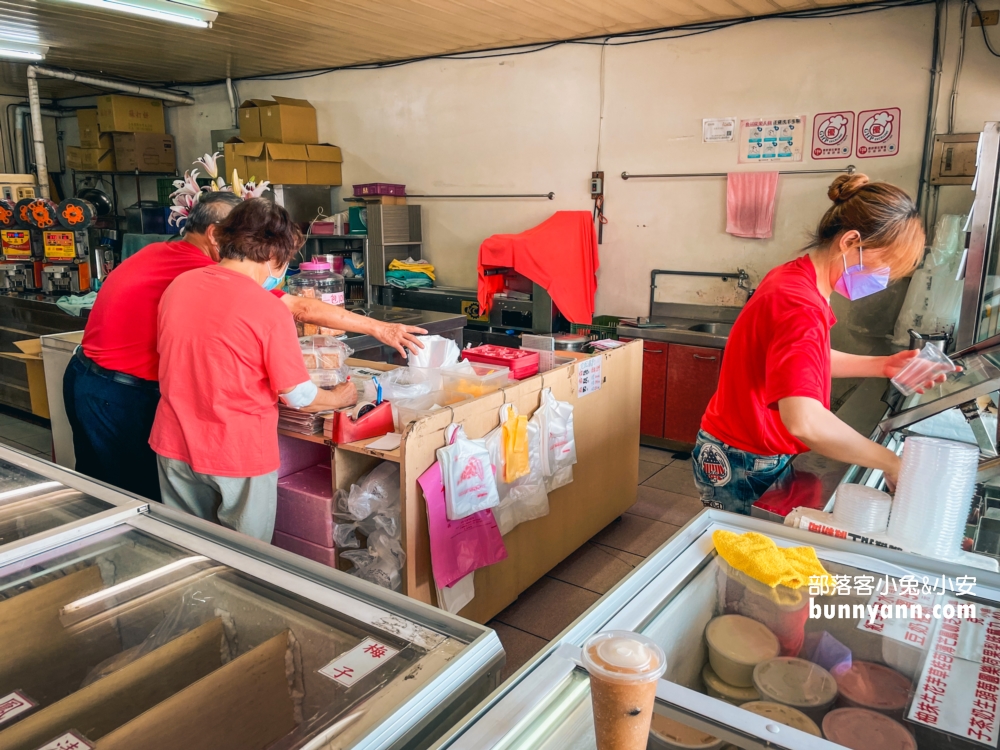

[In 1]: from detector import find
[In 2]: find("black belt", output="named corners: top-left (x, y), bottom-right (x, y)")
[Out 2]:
top-left (74, 348), bottom-right (160, 391)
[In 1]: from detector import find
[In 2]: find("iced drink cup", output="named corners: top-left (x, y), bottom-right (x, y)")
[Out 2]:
top-left (582, 630), bottom-right (667, 750)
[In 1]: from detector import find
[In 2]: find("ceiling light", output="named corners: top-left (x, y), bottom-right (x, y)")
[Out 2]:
top-left (0, 40), bottom-right (49, 61)
top-left (61, 0), bottom-right (218, 29)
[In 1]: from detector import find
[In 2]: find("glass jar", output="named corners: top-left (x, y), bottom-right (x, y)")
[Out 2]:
top-left (287, 261), bottom-right (346, 336)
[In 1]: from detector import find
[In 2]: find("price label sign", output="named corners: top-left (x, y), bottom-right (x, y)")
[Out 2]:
top-left (577, 356), bottom-right (602, 398)
top-left (320, 638), bottom-right (399, 688)
top-left (35, 731), bottom-right (94, 750)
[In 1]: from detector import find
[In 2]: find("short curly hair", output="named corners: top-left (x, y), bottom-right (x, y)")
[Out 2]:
top-left (215, 198), bottom-right (303, 266)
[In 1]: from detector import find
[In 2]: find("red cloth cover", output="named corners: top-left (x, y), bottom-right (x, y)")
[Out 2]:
top-left (477, 211), bottom-right (599, 324)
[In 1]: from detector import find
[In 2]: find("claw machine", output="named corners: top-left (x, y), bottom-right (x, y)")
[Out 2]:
top-left (0, 445), bottom-right (503, 750)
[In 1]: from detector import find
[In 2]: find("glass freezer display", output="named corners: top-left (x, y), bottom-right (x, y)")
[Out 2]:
top-left (0, 447), bottom-right (503, 750)
top-left (438, 510), bottom-right (1000, 750)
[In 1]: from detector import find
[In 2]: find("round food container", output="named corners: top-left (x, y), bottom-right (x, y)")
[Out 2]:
top-left (740, 701), bottom-right (822, 737)
top-left (702, 663), bottom-right (760, 705)
top-left (705, 615), bottom-right (780, 688)
top-left (752, 657), bottom-right (837, 722)
top-left (648, 713), bottom-right (724, 750)
top-left (835, 661), bottom-right (911, 719)
top-left (822, 708), bottom-right (916, 750)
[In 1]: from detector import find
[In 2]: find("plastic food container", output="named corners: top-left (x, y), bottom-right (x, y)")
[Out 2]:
top-left (394, 390), bottom-right (473, 429)
top-left (704, 615), bottom-right (780, 688)
top-left (890, 343), bottom-right (956, 397)
top-left (834, 661), bottom-right (911, 719)
top-left (739, 701), bottom-right (822, 737)
top-left (441, 363), bottom-right (510, 398)
top-left (648, 713), bottom-right (724, 750)
top-left (752, 657), bottom-right (838, 722)
top-left (701, 663), bottom-right (760, 705)
top-left (287, 261), bottom-right (346, 336)
top-left (308, 369), bottom-right (346, 389)
top-left (822, 708), bottom-right (916, 750)
top-left (461, 345), bottom-right (540, 380)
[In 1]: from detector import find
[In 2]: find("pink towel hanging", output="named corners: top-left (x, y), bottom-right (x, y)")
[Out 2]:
top-left (726, 172), bottom-right (780, 239)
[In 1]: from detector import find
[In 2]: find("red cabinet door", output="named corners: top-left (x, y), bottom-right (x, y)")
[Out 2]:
top-left (664, 344), bottom-right (722, 444)
top-left (623, 338), bottom-right (669, 438)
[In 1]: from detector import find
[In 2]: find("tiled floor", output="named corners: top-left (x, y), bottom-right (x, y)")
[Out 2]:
top-left (489, 445), bottom-right (700, 682)
top-left (0, 407), bottom-right (53, 459)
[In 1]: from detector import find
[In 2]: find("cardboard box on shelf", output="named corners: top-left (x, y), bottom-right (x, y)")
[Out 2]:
top-left (238, 97), bottom-right (318, 144)
top-left (113, 133), bottom-right (176, 173)
top-left (226, 141), bottom-right (342, 185)
top-left (96, 94), bottom-right (165, 134)
top-left (76, 108), bottom-right (104, 148)
top-left (66, 146), bottom-right (116, 172)
top-left (304, 144), bottom-right (342, 185)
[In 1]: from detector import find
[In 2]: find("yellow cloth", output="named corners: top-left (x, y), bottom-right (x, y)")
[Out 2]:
top-left (712, 530), bottom-right (832, 590)
top-left (503, 414), bottom-right (530, 482)
top-left (388, 258), bottom-right (436, 281)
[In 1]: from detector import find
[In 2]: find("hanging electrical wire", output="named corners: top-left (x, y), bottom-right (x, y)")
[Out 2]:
top-left (971, 0), bottom-right (1000, 56)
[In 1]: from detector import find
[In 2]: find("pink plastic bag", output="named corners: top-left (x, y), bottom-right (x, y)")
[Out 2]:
top-left (418, 460), bottom-right (507, 589)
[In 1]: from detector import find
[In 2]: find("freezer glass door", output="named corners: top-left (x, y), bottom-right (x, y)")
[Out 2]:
top-left (0, 522), bottom-right (471, 750)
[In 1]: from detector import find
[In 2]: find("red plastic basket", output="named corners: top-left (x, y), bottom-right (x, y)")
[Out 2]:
top-left (461, 345), bottom-right (539, 380)
top-left (352, 183), bottom-right (406, 197)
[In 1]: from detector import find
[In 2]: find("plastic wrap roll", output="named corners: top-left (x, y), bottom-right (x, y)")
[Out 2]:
top-left (14, 198), bottom-right (35, 228)
top-left (57, 198), bottom-right (96, 229)
top-left (832, 485), bottom-right (892, 534)
top-left (25, 198), bottom-right (59, 229)
top-left (886, 436), bottom-right (978, 559)
top-left (0, 199), bottom-right (15, 228)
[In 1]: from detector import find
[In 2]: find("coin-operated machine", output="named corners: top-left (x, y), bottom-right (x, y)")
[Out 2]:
top-left (40, 198), bottom-right (94, 295)
top-left (0, 198), bottom-right (44, 291)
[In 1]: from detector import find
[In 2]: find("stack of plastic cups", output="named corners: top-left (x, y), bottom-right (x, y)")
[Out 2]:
top-left (885, 436), bottom-right (979, 560)
top-left (832, 485), bottom-right (892, 534)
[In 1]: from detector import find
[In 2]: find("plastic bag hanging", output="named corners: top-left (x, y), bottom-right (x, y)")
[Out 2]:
top-left (437, 424), bottom-right (500, 521)
top-left (537, 387), bottom-right (577, 492)
top-left (502, 408), bottom-right (530, 483)
top-left (485, 404), bottom-right (549, 535)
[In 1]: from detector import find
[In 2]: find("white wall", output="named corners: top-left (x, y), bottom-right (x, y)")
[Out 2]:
top-left (158, 1), bottom-right (1000, 324)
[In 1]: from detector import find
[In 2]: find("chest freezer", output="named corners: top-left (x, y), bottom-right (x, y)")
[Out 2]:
top-left (436, 509), bottom-right (1000, 750)
top-left (0, 446), bottom-right (503, 750)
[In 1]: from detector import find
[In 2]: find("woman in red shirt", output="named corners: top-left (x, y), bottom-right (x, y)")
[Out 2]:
top-left (150, 199), bottom-right (357, 540)
top-left (695, 173), bottom-right (938, 515)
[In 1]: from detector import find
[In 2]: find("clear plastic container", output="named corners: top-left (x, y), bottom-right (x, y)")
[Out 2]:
top-left (890, 344), bottom-right (956, 396)
top-left (752, 657), bottom-right (838, 723)
top-left (441, 363), bottom-right (510, 398)
top-left (287, 261), bottom-right (346, 336)
top-left (394, 390), bottom-right (473, 429)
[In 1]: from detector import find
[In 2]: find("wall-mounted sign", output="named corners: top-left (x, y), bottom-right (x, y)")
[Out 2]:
top-left (811, 111), bottom-right (855, 160)
top-left (738, 116), bottom-right (806, 163)
top-left (856, 107), bottom-right (901, 159)
top-left (703, 118), bottom-right (736, 143)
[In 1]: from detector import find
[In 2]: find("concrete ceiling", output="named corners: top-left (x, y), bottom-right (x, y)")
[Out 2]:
top-left (1, 0), bottom-right (871, 99)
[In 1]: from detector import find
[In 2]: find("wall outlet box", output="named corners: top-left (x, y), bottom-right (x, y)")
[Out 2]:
top-left (591, 171), bottom-right (604, 198)
top-left (973, 9), bottom-right (998, 26)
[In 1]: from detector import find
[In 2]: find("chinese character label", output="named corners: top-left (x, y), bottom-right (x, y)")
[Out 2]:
top-left (0, 691), bottom-right (35, 725)
top-left (703, 117), bottom-right (736, 143)
top-left (35, 731), bottom-right (94, 750)
top-left (319, 637), bottom-right (399, 687)
top-left (856, 107), bottom-right (901, 159)
top-left (739, 115), bottom-right (806, 163)
top-left (577, 356), bottom-right (602, 398)
top-left (811, 111), bottom-right (855, 160)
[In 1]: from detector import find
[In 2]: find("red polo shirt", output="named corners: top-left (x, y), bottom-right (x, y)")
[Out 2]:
top-left (701, 256), bottom-right (836, 456)
top-left (82, 239), bottom-right (286, 382)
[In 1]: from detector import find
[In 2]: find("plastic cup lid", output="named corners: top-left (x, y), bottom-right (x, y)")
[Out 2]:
top-left (822, 708), bottom-right (916, 750)
top-left (705, 615), bottom-right (780, 667)
top-left (582, 630), bottom-right (666, 683)
top-left (299, 261), bottom-right (332, 271)
top-left (835, 661), bottom-right (911, 710)
top-left (701, 663), bottom-right (760, 702)
top-left (752, 657), bottom-right (837, 708)
top-left (739, 701), bottom-right (821, 737)
top-left (649, 713), bottom-right (722, 749)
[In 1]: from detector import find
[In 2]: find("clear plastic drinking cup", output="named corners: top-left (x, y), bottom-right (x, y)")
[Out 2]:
top-left (582, 630), bottom-right (667, 750)
top-left (890, 345), bottom-right (956, 397)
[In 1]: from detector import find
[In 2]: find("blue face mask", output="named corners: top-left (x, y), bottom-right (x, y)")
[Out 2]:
top-left (833, 248), bottom-right (890, 301)
top-left (262, 262), bottom-right (287, 291)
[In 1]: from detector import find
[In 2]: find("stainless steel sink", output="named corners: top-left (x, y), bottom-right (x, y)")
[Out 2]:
top-left (687, 323), bottom-right (733, 335)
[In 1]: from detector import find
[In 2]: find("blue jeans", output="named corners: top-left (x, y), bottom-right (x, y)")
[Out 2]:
top-left (692, 430), bottom-right (791, 515)
top-left (63, 350), bottom-right (162, 501)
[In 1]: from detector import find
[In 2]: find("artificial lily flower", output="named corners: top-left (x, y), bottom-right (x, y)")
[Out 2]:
top-left (194, 152), bottom-right (221, 180)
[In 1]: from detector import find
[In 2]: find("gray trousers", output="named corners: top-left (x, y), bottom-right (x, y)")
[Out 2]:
top-left (156, 455), bottom-right (278, 542)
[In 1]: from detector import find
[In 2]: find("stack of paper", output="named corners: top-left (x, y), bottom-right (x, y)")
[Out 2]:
top-left (278, 406), bottom-right (330, 435)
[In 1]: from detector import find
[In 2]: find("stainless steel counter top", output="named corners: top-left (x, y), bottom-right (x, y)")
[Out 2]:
top-left (344, 305), bottom-right (466, 363)
top-left (616, 302), bottom-right (742, 349)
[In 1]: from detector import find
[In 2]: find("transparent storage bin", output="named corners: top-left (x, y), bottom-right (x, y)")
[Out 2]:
top-left (394, 390), bottom-right (473, 430)
top-left (441, 363), bottom-right (510, 398)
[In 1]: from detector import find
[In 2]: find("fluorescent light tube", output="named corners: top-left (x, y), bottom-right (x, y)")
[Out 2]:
top-left (61, 0), bottom-right (218, 28)
top-left (0, 41), bottom-right (49, 61)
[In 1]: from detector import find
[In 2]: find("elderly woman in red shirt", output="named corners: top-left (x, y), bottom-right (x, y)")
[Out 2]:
top-left (150, 199), bottom-right (356, 540)
top-left (694, 173), bottom-right (945, 515)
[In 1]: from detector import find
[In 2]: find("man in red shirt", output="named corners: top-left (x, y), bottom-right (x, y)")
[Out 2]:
top-left (64, 193), bottom-right (425, 501)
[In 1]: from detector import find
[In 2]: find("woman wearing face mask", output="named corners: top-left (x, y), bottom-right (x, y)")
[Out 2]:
top-left (149, 198), bottom-right (357, 540)
top-left (693, 173), bottom-right (936, 515)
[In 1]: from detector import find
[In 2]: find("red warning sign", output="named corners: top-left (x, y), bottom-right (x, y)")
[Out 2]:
top-left (856, 107), bottom-right (901, 159)
top-left (811, 111), bottom-right (855, 160)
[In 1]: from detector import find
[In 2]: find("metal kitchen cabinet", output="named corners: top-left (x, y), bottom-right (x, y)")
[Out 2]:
top-left (436, 509), bottom-right (1000, 750)
top-left (0, 445), bottom-right (503, 750)
top-left (664, 344), bottom-right (722, 444)
top-left (622, 337), bottom-right (668, 438)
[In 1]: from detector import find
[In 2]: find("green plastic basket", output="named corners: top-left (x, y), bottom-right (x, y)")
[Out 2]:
top-left (570, 315), bottom-right (622, 341)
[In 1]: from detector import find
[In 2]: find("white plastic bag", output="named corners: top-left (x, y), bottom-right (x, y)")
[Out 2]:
top-left (485, 404), bottom-right (550, 535)
top-left (438, 424), bottom-right (500, 521)
top-left (437, 572), bottom-right (475, 614)
top-left (408, 335), bottom-right (460, 368)
top-left (537, 387), bottom-right (577, 492)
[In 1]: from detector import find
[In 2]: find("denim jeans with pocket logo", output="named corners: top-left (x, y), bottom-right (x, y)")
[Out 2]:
top-left (691, 430), bottom-right (791, 516)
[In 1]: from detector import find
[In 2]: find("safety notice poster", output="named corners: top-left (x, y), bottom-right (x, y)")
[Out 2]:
top-left (856, 107), bottom-right (901, 158)
top-left (811, 111), bottom-right (855, 160)
top-left (738, 116), bottom-right (806, 163)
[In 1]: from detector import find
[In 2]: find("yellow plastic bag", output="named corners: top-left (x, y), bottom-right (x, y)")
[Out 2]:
top-left (502, 408), bottom-right (530, 483)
